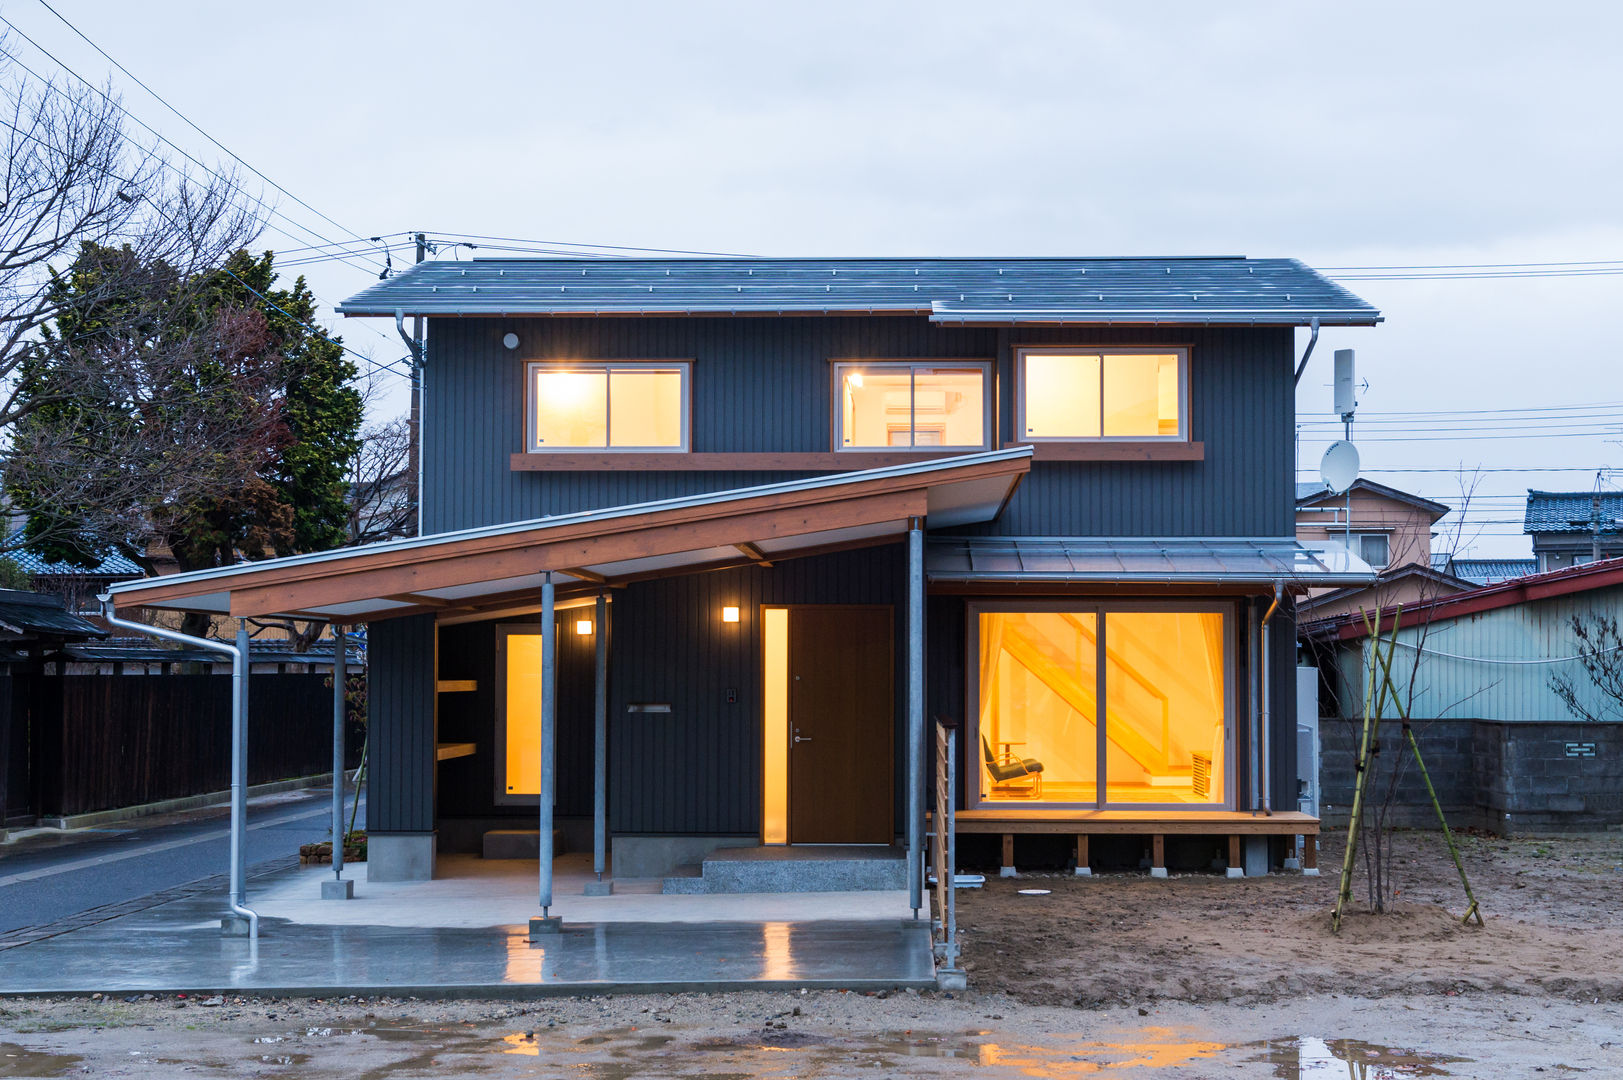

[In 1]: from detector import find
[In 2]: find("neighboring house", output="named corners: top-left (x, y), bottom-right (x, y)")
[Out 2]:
top-left (1434, 556), bottom-right (1539, 586)
top-left (106, 257), bottom-right (1380, 893)
top-left (3, 535), bottom-right (142, 615)
top-left (1525, 489), bottom-right (1623, 572)
top-left (1295, 479), bottom-right (1474, 626)
top-left (1302, 557), bottom-right (1623, 832)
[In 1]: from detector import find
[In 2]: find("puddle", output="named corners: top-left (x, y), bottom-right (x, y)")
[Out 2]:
top-left (0, 1042), bottom-right (83, 1078)
top-left (1251, 1036), bottom-right (1467, 1078)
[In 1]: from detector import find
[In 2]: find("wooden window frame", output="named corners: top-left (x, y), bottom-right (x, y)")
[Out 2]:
top-left (830, 359), bottom-right (994, 453)
top-left (1014, 347), bottom-right (1191, 444)
top-left (965, 598), bottom-right (1236, 813)
top-left (524, 359), bottom-right (692, 454)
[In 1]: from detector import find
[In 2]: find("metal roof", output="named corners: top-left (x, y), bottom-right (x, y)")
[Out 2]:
top-left (926, 536), bottom-right (1377, 587)
top-left (1524, 490), bottom-right (1623, 533)
top-left (0, 590), bottom-right (106, 640)
top-left (337, 257), bottom-right (1380, 326)
top-left (1295, 478), bottom-right (1449, 517)
top-left (107, 449), bottom-right (1032, 620)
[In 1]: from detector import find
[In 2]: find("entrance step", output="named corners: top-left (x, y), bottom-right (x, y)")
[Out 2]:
top-left (481, 828), bottom-right (566, 860)
top-left (660, 845), bottom-right (906, 895)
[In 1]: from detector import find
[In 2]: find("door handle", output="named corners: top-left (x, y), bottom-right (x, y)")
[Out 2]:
top-left (792, 729), bottom-right (812, 744)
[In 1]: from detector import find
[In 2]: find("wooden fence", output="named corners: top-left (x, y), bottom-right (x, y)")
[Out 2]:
top-left (5, 673), bottom-right (362, 819)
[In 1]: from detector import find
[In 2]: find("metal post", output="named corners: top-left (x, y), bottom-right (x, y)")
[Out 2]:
top-left (593, 593), bottom-right (608, 882)
top-left (1248, 600), bottom-right (1261, 813)
top-left (537, 574), bottom-right (557, 921)
top-left (1261, 598), bottom-right (1275, 816)
top-left (233, 620), bottom-right (250, 899)
top-left (332, 624), bottom-right (346, 880)
top-left (906, 517), bottom-right (925, 917)
top-left (945, 726), bottom-right (959, 965)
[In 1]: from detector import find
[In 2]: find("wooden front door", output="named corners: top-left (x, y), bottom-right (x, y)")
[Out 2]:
top-left (787, 606), bottom-right (894, 844)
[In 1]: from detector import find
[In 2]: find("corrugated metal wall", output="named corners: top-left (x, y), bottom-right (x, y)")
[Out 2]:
top-left (1334, 587), bottom-right (1621, 723)
top-left (423, 317), bottom-right (1295, 538)
top-left (368, 613), bottom-right (437, 833)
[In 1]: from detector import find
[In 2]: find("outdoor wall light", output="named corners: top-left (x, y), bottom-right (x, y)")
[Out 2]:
top-left (575, 618), bottom-right (593, 636)
top-left (503, 332), bottom-right (521, 350)
top-left (722, 606), bottom-right (740, 624)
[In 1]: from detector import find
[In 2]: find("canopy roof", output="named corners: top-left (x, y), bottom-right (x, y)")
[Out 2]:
top-left (926, 536), bottom-right (1377, 589)
top-left (337, 256), bottom-right (1381, 327)
top-left (107, 450), bottom-right (1031, 622)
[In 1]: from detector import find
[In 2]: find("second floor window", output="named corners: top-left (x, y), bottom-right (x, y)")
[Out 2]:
top-left (834, 362), bottom-right (990, 450)
top-left (526, 361), bottom-right (689, 452)
top-left (1016, 348), bottom-right (1187, 441)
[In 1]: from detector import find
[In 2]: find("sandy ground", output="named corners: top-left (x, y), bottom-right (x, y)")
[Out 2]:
top-left (1, 830), bottom-right (1620, 1078)
top-left (957, 829), bottom-right (1623, 1006)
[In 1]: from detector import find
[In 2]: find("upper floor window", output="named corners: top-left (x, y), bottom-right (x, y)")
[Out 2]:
top-left (833, 361), bottom-right (990, 450)
top-left (1016, 348), bottom-right (1187, 441)
top-left (1353, 532), bottom-right (1390, 570)
top-left (526, 361), bottom-right (689, 452)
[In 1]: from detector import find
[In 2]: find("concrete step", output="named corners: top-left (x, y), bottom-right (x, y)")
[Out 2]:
top-left (660, 863), bottom-right (706, 895)
top-left (660, 845), bottom-right (906, 895)
top-left (481, 828), bottom-right (566, 860)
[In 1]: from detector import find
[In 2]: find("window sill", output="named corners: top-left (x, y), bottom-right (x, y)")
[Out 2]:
top-left (510, 443), bottom-right (1204, 471)
top-left (1002, 441), bottom-right (1205, 462)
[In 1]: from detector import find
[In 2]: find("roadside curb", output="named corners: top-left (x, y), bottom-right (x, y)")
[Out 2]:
top-left (36, 774), bottom-right (338, 832)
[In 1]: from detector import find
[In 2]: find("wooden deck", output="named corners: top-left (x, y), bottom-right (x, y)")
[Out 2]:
top-left (932, 809), bottom-right (1320, 875)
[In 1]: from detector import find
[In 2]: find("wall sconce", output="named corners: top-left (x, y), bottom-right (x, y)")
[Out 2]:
top-left (721, 606), bottom-right (740, 624)
top-left (575, 618), bottom-right (593, 636)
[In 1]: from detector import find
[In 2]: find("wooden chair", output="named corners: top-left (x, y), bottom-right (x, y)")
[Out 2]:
top-left (981, 734), bottom-right (1044, 798)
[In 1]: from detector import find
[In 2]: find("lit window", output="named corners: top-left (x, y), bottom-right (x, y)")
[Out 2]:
top-left (526, 361), bottom-right (688, 452)
top-left (834, 362), bottom-right (989, 450)
top-left (973, 605), bottom-right (1227, 808)
top-left (1017, 349), bottom-right (1185, 440)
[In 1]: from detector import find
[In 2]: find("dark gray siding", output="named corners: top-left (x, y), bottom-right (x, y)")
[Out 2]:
top-left (422, 317), bottom-right (1295, 539)
top-left (368, 613), bottom-right (437, 833)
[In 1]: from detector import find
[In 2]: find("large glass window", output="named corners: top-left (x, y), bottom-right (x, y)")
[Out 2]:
top-left (526, 361), bottom-right (688, 452)
top-left (973, 604), bottom-right (1228, 808)
top-left (835, 362), bottom-right (989, 450)
top-left (1017, 349), bottom-right (1185, 440)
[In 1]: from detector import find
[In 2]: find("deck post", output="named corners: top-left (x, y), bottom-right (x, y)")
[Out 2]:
top-left (532, 573), bottom-right (560, 934)
top-left (586, 592), bottom-right (612, 896)
top-left (1074, 834), bottom-right (1090, 877)
top-left (1227, 834), bottom-right (1244, 878)
top-left (907, 517), bottom-right (925, 917)
top-left (323, 624), bottom-right (353, 899)
top-left (1150, 834), bottom-right (1167, 878)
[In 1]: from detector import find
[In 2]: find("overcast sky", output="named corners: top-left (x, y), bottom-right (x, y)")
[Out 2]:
top-left (6, 1), bottom-right (1621, 556)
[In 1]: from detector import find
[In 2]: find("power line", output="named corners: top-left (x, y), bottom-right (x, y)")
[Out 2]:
top-left (0, 14), bottom-right (385, 276)
top-left (1319, 258), bottom-right (1623, 271)
top-left (427, 231), bottom-right (760, 259)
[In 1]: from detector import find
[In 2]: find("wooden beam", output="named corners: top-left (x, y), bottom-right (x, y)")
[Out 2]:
top-left (734, 542), bottom-right (773, 568)
top-left (384, 592), bottom-right (452, 608)
top-left (561, 567), bottom-right (609, 584)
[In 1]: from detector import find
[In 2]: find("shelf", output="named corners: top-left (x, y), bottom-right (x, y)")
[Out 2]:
top-left (435, 742), bottom-right (478, 762)
top-left (436, 679), bottom-right (478, 693)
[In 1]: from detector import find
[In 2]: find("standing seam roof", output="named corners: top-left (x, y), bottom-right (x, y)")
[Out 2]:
top-left (337, 256), bottom-right (1380, 325)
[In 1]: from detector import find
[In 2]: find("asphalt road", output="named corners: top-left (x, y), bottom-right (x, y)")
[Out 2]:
top-left (0, 788), bottom-right (358, 934)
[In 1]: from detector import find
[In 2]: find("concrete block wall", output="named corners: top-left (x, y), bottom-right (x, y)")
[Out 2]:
top-left (1319, 718), bottom-right (1623, 834)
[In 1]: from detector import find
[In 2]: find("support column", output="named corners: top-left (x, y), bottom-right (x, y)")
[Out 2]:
top-left (906, 517), bottom-right (924, 917)
top-left (324, 624), bottom-right (353, 900)
top-left (531, 573), bottom-right (561, 935)
top-left (585, 592), bottom-right (612, 897)
top-left (222, 620), bottom-right (257, 936)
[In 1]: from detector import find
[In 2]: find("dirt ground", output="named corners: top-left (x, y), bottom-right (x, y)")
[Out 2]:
top-left (957, 828), bottom-right (1623, 1006)
top-left (1, 830), bottom-right (1620, 1078)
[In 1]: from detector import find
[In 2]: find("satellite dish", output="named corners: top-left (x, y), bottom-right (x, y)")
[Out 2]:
top-left (1320, 440), bottom-right (1360, 494)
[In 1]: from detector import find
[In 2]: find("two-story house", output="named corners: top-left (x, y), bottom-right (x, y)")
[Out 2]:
top-left (1525, 489), bottom-right (1623, 572)
top-left (104, 258), bottom-right (1378, 913)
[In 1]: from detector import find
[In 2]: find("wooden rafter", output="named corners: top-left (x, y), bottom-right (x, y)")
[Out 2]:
top-left (734, 542), bottom-right (773, 568)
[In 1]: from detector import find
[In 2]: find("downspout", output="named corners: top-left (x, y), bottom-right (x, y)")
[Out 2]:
top-left (397, 309), bottom-right (425, 536)
top-left (1292, 316), bottom-right (1321, 386)
top-left (1258, 581), bottom-right (1285, 816)
top-left (99, 595), bottom-right (259, 938)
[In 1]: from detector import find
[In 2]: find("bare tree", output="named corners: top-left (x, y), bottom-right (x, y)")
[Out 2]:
top-left (0, 51), bottom-right (261, 556)
top-left (348, 416), bottom-right (416, 544)
top-left (1549, 613), bottom-right (1623, 723)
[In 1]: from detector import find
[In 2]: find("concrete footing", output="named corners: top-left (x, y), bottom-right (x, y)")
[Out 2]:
top-left (1283, 856), bottom-right (1302, 871)
top-left (368, 833), bottom-right (437, 882)
top-left (583, 880), bottom-right (614, 897)
top-left (998, 866), bottom-right (1017, 878)
top-left (1149, 867), bottom-right (1169, 879)
top-left (321, 879), bottom-right (354, 900)
top-left (935, 969), bottom-right (968, 991)
top-left (529, 916), bottom-right (562, 936)
top-left (1073, 866), bottom-right (1092, 877)
top-left (220, 915), bottom-right (252, 937)
top-left (1302, 867), bottom-right (1321, 877)
top-left (1225, 867), bottom-right (1245, 879)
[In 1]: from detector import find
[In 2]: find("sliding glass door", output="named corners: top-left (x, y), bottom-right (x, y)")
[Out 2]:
top-left (971, 602), bottom-right (1232, 810)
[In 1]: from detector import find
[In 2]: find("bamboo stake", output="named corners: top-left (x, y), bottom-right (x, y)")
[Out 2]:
top-left (346, 735), bottom-right (368, 843)
top-left (1332, 607), bottom-right (1385, 933)
top-left (1369, 640), bottom-right (1485, 926)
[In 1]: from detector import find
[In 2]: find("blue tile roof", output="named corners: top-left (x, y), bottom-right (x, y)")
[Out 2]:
top-left (1447, 558), bottom-right (1539, 586)
top-left (1524, 490), bottom-right (1623, 534)
top-left (3, 534), bottom-right (143, 577)
top-left (339, 256), bottom-right (1381, 326)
